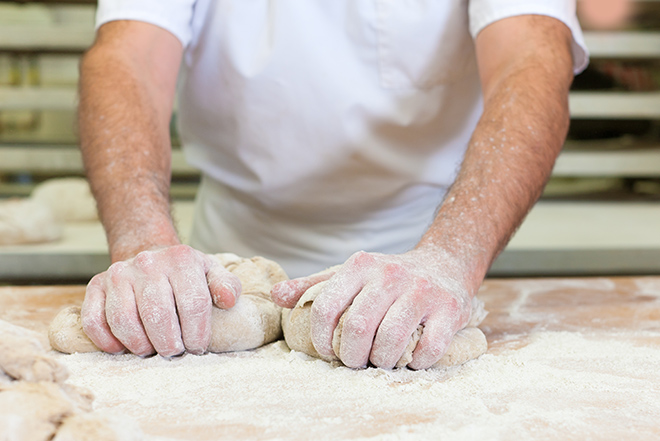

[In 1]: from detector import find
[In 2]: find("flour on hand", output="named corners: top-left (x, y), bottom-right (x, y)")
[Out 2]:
top-left (282, 280), bottom-right (488, 369)
top-left (49, 253), bottom-right (288, 355)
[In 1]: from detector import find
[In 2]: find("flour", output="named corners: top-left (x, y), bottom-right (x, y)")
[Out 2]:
top-left (56, 329), bottom-right (660, 440)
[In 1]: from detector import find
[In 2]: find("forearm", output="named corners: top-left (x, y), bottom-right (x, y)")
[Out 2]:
top-left (78, 24), bottom-right (181, 262)
top-left (417, 42), bottom-right (572, 292)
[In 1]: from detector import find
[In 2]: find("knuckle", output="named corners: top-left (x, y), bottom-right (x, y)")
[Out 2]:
top-left (348, 251), bottom-right (375, 268)
top-left (178, 291), bottom-right (212, 316)
top-left (167, 244), bottom-right (198, 263)
top-left (443, 293), bottom-right (460, 311)
top-left (107, 261), bottom-right (129, 281)
top-left (139, 303), bottom-right (166, 326)
top-left (310, 299), bottom-right (337, 323)
top-left (88, 272), bottom-right (105, 288)
top-left (341, 314), bottom-right (371, 338)
top-left (383, 322), bottom-right (412, 345)
top-left (133, 251), bottom-right (156, 270)
top-left (105, 309), bottom-right (125, 331)
top-left (381, 263), bottom-right (406, 288)
top-left (383, 262), bottom-right (404, 275)
top-left (81, 311), bottom-right (103, 335)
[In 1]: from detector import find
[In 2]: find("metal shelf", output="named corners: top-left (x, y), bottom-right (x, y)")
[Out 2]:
top-left (0, 25), bottom-right (93, 52)
top-left (3, 201), bottom-right (660, 280)
top-left (569, 92), bottom-right (660, 119)
top-left (554, 146), bottom-right (660, 177)
top-left (584, 32), bottom-right (660, 58)
top-left (0, 86), bottom-right (77, 110)
top-left (0, 145), bottom-right (197, 174)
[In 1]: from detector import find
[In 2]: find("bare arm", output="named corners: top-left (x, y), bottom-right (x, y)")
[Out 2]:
top-left (78, 21), bottom-right (240, 357)
top-left (273, 14), bottom-right (575, 369)
top-left (78, 20), bottom-right (181, 261)
top-left (416, 14), bottom-right (574, 293)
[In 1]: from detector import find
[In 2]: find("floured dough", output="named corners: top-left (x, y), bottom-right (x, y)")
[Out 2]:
top-left (0, 319), bottom-right (69, 383)
top-left (49, 306), bottom-right (100, 354)
top-left (50, 253), bottom-right (288, 354)
top-left (207, 253), bottom-right (286, 352)
top-left (0, 198), bottom-right (61, 245)
top-left (282, 280), bottom-right (488, 369)
top-left (0, 319), bottom-right (142, 441)
top-left (53, 410), bottom-right (144, 441)
top-left (31, 177), bottom-right (98, 223)
top-left (0, 381), bottom-right (79, 441)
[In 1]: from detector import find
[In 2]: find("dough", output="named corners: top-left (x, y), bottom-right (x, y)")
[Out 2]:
top-left (53, 411), bottom-right (144, 441)
top-left (282, 280), bottom-right (489, 369)
top-left (0, 198), bottom-right (61, 245)
top-left (50, 253), bottom-right (288, 354)
top-left (0, 381), bottom-right (79, 441)
top-left (49, 306), bottom-right (100, 354)
top-left (31, 177), bottom-right (98, 223)
top-left (0, 319), bottom-right (69, 383)
top-left (0, 320), bottom-right (143, 441)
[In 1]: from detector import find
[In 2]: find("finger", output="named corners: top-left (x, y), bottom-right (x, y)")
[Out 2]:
top-left (169, 261), bottom-right (213, 355)
top-left (133, 273), bottom-right (185, 357)
top-left (407, 313), bottom-right (457, 370)
top-left (81, 273), bottom-right (125, 354)
top-left (336, 263), bottom-right (410, 368)
top-left (205, 255), bottom-right (241, 309)
top-left (370, 293), bottom-right (425, 369)
top-left (104, 263), bottom-right (155, 357)
top-left (310, 252), bottom-right (375, 360)
top-left (271, 270), bottom-right (336, 308)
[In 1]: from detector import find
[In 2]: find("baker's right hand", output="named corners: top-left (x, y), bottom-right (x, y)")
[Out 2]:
top-left (80, 245), bottom-right (241, 357)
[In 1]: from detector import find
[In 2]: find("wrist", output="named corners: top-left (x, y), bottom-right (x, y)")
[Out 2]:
top-left (410, 241), bottom-right (489, 296)
top-left (107, 219), bottom-right (181, 262)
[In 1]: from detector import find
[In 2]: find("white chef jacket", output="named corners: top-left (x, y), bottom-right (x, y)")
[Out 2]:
top-left (97, 1), bottom-right (588, 278)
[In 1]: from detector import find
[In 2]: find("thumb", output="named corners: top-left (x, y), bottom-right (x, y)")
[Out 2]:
top-left (205, 257), bottom-right (242, 309)
top-left (271, 266), bottom-right (340, 308)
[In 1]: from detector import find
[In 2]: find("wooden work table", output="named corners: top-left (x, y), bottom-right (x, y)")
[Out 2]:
top-left (1, 277), bottom-right (659, 440)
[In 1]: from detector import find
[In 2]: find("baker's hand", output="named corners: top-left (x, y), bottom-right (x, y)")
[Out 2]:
top-left (272, 249), bottom-right (475, 369)
top-left (81, 245), bottom-right (241, 357)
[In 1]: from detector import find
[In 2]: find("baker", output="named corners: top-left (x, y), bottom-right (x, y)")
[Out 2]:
top-left (78, 1), bottom-right (588, 369)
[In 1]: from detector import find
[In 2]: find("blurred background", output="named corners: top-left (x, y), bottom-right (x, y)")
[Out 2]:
top-left (1, 0), bottom-right (659, 282)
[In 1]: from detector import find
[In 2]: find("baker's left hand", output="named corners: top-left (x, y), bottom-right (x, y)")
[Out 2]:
top-left (272, 248), bottom-right (476, 369)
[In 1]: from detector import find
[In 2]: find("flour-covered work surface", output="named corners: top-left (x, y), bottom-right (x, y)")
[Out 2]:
top-left (1, 277), bottom-right (659, 440)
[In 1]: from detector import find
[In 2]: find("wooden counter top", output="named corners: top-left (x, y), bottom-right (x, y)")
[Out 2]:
top-left (1, 277), bottom-right (659, 440)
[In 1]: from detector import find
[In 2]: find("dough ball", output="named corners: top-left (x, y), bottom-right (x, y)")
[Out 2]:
top-left (0, 319), bottom-right (69, 383)
top-left (433, 326), bottom-right (488, 368)
top-left (0, 198), bottom-right (61, 245)
top-left (281, 282), bottom-right (328, 361)
top-left (31, 177), bottom-right (98, 222)
top-left (49, 306), bottom-right (100, 354)
top-left (196, 253), bottom-right (288, 353)
top-left (208, 295), bottom-right (282, 353)
top-left (282, 280), bottom-right (488, 369)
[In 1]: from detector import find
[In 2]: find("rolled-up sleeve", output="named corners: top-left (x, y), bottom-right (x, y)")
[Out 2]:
top-left (96, 0), bottom-right (197, 47)
top-left (468, 0), bottom-right (589, 73)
